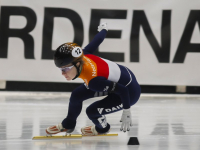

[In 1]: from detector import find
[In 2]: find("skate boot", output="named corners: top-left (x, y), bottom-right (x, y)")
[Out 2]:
top-left (81, 125), bottom-right (109, 136)
top-left (46, 123), bottom-right (74, 136)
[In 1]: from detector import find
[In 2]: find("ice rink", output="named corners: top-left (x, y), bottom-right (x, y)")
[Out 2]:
top-left (0, 92), bottom-right (200, 150)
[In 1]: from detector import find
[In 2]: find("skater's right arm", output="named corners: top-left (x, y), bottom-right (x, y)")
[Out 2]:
top-left (61, 84), bottom-right (89, 129)
top-left (62, 96), bottom-right (83, 129)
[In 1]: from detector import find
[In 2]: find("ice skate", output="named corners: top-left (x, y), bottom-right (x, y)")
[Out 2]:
top-left (46, 123), bottom-right (74, 136)
top-left (33, 125), bottom-right (116, 140)
top-left (81, 125), bottom-right (109, 136)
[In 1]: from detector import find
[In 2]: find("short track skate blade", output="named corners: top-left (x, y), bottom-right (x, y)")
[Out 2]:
top-left (82, 134), bottom-right (118, 137)
top-left (32, 134), bottom-right (118, 140)
top-left (32, 134), bottom-right (82, 140)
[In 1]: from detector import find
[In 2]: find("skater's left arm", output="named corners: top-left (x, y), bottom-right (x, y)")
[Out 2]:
top-left (83, 23), bottom-right (108, 55)
top-left (88, 76), bottom-right (130, 109)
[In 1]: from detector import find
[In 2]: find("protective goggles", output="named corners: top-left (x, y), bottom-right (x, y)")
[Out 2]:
top-left (60, 65), bottom-right (74, 72)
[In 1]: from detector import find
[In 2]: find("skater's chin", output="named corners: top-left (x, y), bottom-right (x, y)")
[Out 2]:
top-left (65, 77), bottom-right (72, 81)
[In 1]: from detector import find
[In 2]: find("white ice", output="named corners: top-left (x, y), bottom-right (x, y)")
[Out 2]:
top-left (0, 92), bottom-right (200, 150)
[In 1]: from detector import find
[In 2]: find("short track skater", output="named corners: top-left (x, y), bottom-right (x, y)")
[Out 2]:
top-left (46, 23), bottom-right (141, 136)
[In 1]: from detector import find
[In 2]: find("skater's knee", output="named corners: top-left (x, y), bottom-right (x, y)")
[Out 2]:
top-left (86, 106), bottom-right (97, 119)
top-left (130, 96), bottom-right (140, 106)
top-left (86, 106), bottom-right (92, 116)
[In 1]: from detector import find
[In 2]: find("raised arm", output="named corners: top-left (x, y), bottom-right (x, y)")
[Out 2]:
top-left (83, 23), bottom-right (108, 54)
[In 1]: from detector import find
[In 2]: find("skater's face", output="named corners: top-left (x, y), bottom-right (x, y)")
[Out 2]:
top-left (61, 62), bottom-right (80, 81)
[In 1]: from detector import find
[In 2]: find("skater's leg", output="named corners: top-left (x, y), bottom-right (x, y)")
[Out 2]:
top-left (84, 79), bottom-right (141, 135)
top-left (46, 84), bottom-right (108, 135)
top-left (85, 93), bottom-right (123, 134)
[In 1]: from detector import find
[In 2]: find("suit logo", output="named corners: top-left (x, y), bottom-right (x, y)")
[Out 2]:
top-left (97, 108), bottom-right (104, 114)
top-left (103, 86), bottom-right (109, 91)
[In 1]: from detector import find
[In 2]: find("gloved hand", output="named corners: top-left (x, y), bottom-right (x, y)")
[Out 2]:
top-left (97, 22), bottom-right (108, 32)
top-left (120, 108), bottom-right (133, 132)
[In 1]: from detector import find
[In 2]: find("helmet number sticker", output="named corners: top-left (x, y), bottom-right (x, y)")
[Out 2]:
top-left (72, 47), bottom-right (83, 57)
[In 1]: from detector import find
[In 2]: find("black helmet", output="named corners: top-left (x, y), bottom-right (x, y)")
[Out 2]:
top-left (54, 42), bottom-right (84, 80)
top-left (54, 42), bottom-right (83, 68)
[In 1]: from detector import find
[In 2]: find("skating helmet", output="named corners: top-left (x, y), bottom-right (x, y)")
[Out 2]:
top-left (54, 42), bottom-right (84, 68)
